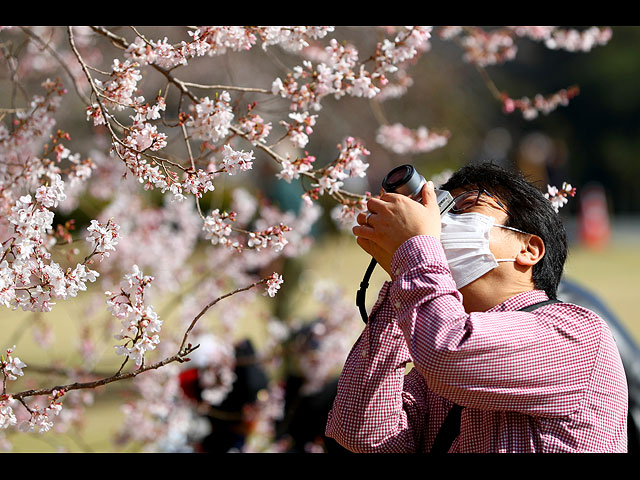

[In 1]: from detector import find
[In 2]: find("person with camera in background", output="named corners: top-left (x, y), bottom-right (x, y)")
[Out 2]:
top-left (325, 162), bottom-right (628, 453)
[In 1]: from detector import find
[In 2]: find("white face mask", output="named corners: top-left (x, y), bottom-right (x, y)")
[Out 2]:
top-left (440, 212), bottom-right (527, 289)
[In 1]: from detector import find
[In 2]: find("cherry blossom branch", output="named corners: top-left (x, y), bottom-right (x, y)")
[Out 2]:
top-left (67, 27), bottom-right (115, 130)
top-left (229, 124), bottom-right (366, 202)
top-left (9, 350), bottom-right (195, 402)
top-left (20, 27), bottom-right (91, 105)
top-left (87, 25), bottom-right (128, 51)
top-left (68, 26), bottom-right (195, 189)
top-left (67, 26), bottom-right (158, 174)
top-left (180, 81), bottom-right (272, 95)
top-left (13, 364), bottom-right (115, 380)
top-left (545, 182), bottom-right (577, 212)
top-left (86, 26), bottom-right (368, 205)
top-left (128, 26), bottom-right (152, 47)
top-left (474, 63), bottom-right (503, 102)
top-left (178, 277), bottom-right (271, 353)
top-left (441, 26), bottom-right (596, 120)
top-left (180, 121), bottom-right (205, 219)
top-left (8, 273), bottom-right (282, 403)
top-left (0, 41), bottom-right (29, 121)
top-left (89, 26), bottom-right (199, 104)
top-left (72, 26), bottom-right (372, 233)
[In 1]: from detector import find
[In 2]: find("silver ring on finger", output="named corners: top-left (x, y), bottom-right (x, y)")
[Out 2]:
top-left (365, 212), bottom-right (372, 226)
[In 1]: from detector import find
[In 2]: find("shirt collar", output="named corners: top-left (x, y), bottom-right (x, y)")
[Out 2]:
top-left (486, 290), bottom-right (550, 313)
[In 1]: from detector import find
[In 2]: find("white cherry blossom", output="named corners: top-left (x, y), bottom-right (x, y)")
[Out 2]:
top-left (265, 273), bottom-right (284, 298)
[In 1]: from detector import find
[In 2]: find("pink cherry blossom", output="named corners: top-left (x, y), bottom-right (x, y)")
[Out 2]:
top-left (182, 169), bottom-right (216, 198)
top-left (86, 218), bottom-right (120, 261)
top-left (19, 390), bottom-right (65, 433)
top-left (0, 396), bottom-right (17, 430)
top-left (459, 27), bottom-right (517, 67)
top-left (86, 103), bottom-right (106, 126)
top-left (238, 104), bottom-right (273, 144)
top-left (312, 136), bottom-right (370, 197)
top-left (259, 26), bottom-right (334, 52)
top-left (279, 111), bottom-right (318, 149)
top-left (2, 345), bottom-right (27, 381)
top-left (147, 37), bottom-right (188, 69)
top-left (331, 195), bottom-right (370, 229)
top-left (374, 26), bottom-right (433, 75)
top-left (187, 92), bottom-right (234, 143)
top-left (202, 209), bottom-right (237, 247)
top-left (545, 27), bottom-right (612, 52)
top-left (508, 26), bottom-right (612, 52)
top-left (196, 26), bottom-right (258, 55)
top-left (376, 123), bottom-right (450, 154)
top-left (125, 120), bottom-right (168, 152)
top-left (501, 86), bottom-right (580, 120)
top-left (0, 261), bottom-right (15, 308)
top-left (265, 272), bottom-right (284, 298)
top-left (276, 153), bottom-right (315, 183)
top-left (220, 144), bottom-right (254, 176)
top-left (107, 265), bottom-right (162, 367)
top-left (94, 59), bottom-right (142, 111)
top-left (35, 173), bottom-right (67, 208)
top-left (545, 182), bottom-right (577, 213)
top-left (248, 223), bottom-right (292, 253)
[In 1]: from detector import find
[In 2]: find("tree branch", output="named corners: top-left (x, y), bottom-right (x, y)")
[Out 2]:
top-left (83, 26), bottom-right (368, 205)
top-left (10, 275), bottom-right (273, 402)
top-left (20, 26), bottom-right (91, 105)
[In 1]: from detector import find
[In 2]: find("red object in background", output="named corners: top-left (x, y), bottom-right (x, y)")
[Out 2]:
top-left (178, 368), bottom-right (201, 401)
top-left (578, 182), bottom-right (611, 250)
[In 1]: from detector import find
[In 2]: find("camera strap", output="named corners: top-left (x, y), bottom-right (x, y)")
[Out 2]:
top-left (430, 297), bottom-right (562, 453)
top-left (356, 258), bottom-right (378, 324)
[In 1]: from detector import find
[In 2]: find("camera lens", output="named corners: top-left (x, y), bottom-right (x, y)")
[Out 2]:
top-left (382, 165), bottom-right (425, 199)
top-left (383, 165), bottom-right (413, 191)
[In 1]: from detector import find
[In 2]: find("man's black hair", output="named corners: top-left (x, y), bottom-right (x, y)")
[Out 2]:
top-left (440, 162), bottom-right (568, 299)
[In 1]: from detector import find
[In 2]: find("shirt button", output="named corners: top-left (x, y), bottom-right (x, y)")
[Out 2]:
top-left (395, 268), bottom-right (401, 276)
top-left (361, 346), bottom-right (368, 358)
top-left (394, 302), bottom-right (402, 310)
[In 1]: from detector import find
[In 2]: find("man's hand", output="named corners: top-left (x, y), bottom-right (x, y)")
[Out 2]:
top-left (353, 181), bottom-right (442, 277)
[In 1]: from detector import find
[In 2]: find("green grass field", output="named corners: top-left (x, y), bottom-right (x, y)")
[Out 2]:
top-left (3, 231), bottom-right (639, 452)
top-left (563, 242), bottom-right (640, 343)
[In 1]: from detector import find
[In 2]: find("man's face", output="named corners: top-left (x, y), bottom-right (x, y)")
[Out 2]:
top-left (447, 187), bottom-right (530, 301)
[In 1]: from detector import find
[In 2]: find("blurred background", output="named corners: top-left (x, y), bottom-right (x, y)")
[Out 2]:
top-left (2, 26), bottom-right (639, 452)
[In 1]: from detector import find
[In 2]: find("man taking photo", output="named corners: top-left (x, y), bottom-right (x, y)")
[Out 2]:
top-left (325, 162), bottom-right (628, 453)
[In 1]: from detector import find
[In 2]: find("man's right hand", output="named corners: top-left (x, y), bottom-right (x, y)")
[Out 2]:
top-left (353, 182), bottom-right (441, 279)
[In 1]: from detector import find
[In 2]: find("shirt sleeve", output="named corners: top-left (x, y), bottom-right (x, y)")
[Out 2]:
top-left (324, 285), bottom-right (431, 453)
top-left (388, 235), bottom-right (603, 418)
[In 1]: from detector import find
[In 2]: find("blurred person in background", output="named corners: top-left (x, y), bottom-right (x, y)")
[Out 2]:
top-left (326, 162), bottom-right (628, 453)
top-left (178, 339), bottom-right (269, 452)
top-left (273, 319), bottom-right (351, 453)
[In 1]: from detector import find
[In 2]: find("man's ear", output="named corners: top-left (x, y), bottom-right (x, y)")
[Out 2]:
top-left (515, 234), bottom-right (545, 267)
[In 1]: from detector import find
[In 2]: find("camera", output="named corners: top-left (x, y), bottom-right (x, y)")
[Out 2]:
top-left (381, 164), bottom-right (454, 215)
top-left (357, 164), bottom-right (454, 324)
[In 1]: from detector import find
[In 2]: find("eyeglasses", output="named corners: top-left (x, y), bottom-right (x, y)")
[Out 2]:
top-left (450, 189), bottom-right (511, 216)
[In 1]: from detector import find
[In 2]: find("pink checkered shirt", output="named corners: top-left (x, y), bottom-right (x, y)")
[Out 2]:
top-left (326, 235), bottom-right (628, 453)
